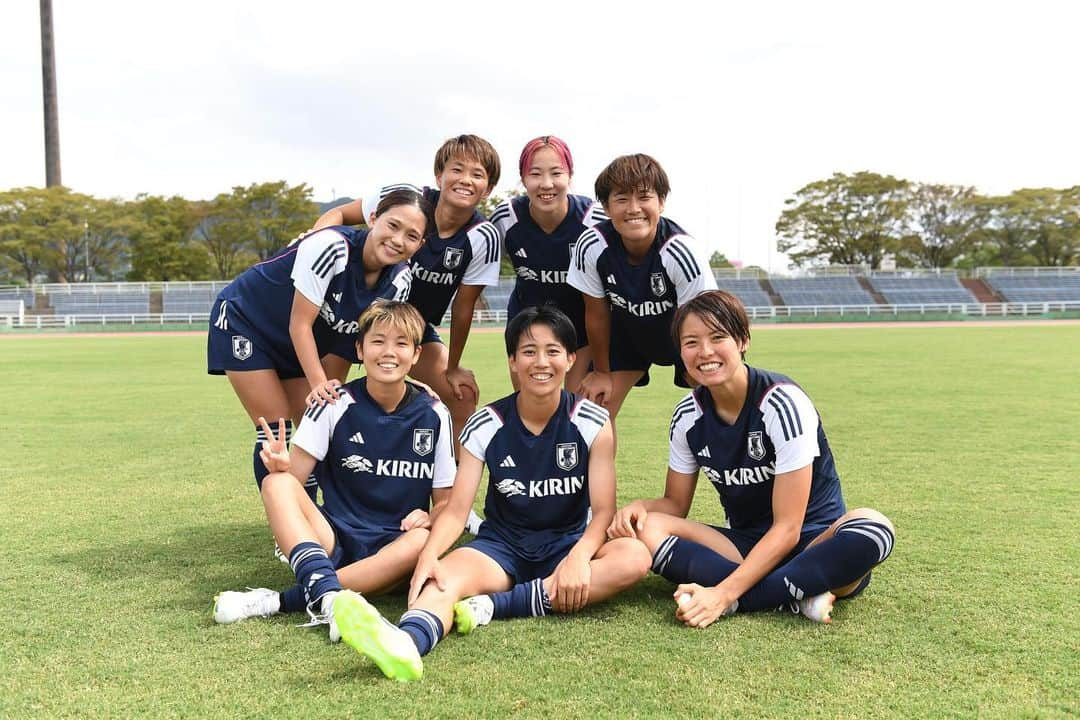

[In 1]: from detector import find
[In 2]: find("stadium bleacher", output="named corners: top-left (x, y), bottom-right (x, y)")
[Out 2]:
top-left (162, 282), bottom-right (231, 314)
top-left (769, 277), bottom-right (875, 306)
top-left (713, 277), bottom-right (772, 307)
top-left (869, 276), bottom-right (976, 304)
top-left (983, 273), bottom-right (1080, 303)
top-left (49, 288), bottom-right (150, 315)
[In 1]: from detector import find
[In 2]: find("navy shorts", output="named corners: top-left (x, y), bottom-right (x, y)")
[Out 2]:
top-left (206, 296), bottom-right (304, 378)
top-left (711, 523), bottom-right (834, 563)
top-left (421, 322), bottom-right (442, 346)
top-left (607, 322), bottom-right (689, 388)
top-left (321, 509), bottom-right (403, 567)
top-left (463, 527), bottom-right (583, 584)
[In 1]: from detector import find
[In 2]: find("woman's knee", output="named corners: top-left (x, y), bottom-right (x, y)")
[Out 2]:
top-left (605, 537), bottom-right (653, 580)
top-left (840, 507), bottom-right (894, 535)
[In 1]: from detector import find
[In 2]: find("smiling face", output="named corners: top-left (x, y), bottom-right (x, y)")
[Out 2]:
top-left (605, 185), bottom-right (665, 246)
top-left (435, 154), bottom-right (491, 211)
top-left (508, 322), bottom-right (575, 398)
top-left (364, 203), bottom-right (427, 268)
top-left (356, 319), bottom-right (422, 385)
top-left (522, 146), bottom-right (571, 215)
top-left (678, 311), bottom-right (748, 389)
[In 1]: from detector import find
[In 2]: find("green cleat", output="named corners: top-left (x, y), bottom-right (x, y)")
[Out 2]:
top-left (332, 590), bottom-right (423, 682)
top-left (453, 595), bottom-right (494, 635)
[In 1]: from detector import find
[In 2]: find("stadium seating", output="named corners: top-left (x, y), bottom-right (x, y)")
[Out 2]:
top-left (713, 277), bottom-right (772, 307)
top-left (983, 273), bottom-right (1080, 303)
top-left (769, 277), bottom-right (875, 306)
top-left (868, 276), bottom-right (976, 304)
top-left (162, 283), bottom-right (231, 314)
top-left (49, 288), bottom-right (150, 315)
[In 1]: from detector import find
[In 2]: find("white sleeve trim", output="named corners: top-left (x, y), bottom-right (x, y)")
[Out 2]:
top-left (667, 392), bottom-right (702, 473)
top-left (290, 230), bottom-right (349, 307)
top-left (292, 393), bottom-right (356, 461)
top-left (461, 222), bottom-right (501, 286)
top-left (759, 383), bottom-right (820, 474)
top-left (567, 228), bottom-right (606, 298)
top-left (459, 407), bottom-right (503, 464)
top-left (569, 398), bottom-right (609, 448)
top-left (431, 402), bottom-right (456, 489)
top-left (660, 234), bottom-right (717, 305)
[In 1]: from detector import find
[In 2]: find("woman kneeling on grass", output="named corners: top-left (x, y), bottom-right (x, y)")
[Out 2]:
top-left (608, 290), bottom-right (896, 627)
top-left (331, 305), bottom-right (652, 682)
top-left (213, 301), bottom-right (456, 639)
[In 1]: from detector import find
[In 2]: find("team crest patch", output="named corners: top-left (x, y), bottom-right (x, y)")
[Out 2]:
top-left (748, 431), bottom-right (766, 460)
top-left (413, 429), bottom-right (434, 456)
top-left (650, 273), bottom-right (666, 297)
top-left (556, 442), bottom-right (579, 471)
top-left (442, 247), bottom-right (464, 269)
top-left (231, 335), bottom-right (252, 361)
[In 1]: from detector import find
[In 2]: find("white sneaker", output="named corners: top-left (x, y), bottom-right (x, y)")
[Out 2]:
top-left (273, 544), bottom-right (289, 565)
top-left (453, 595), bottom-right (494, 634)
top-left (213, 588), bottom-right (280, 624)
top-left (798, 592), bottom-right (836, 623)
top-left (465, 509), bottom-right (485, 535)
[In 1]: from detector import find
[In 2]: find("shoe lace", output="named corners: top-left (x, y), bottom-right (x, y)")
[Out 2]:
top-left (239, 587), bottom-right (276, 618)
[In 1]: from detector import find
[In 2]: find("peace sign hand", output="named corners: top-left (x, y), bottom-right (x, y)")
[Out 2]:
top-left (257, 416), bottom-right (291, 474)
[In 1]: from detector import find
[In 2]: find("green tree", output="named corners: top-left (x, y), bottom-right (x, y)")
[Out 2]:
top-left (0, 186), bottom-right (84, 283)
top-left (193, 194), bottom-right (256, 280)
top-left (709, 250), bottom-right (732, 268)
top-left (776, 172), bottom-right (910, 269)
top-left (901, 183), bottom-right (983, 268)
top-left (126, 195), bottom-right (210, 281)
top-left (231, 181), bottom-right (319, 260)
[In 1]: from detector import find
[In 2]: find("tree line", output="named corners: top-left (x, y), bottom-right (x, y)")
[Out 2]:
top-left (1, 174), bottom-right (1077, 285)
top-left (777, 172), bottom-right (1080, 270)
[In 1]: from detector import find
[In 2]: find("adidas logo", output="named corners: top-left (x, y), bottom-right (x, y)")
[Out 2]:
top-left (515, 248), bottom-right (528, 258)
top-left (349, 432), bottom-right (364, 444)
top-left (606, 274), bottom-right (617, 284)
top-left (699, 446), bottom-right (710, 458)
top-left (332, 292), bottom-right (342, 303)
top-left (499, 455), bottom-right (517, 468)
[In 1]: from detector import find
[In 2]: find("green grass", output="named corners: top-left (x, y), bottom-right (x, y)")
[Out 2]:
top-left (1, 326), bottom-right (1078, 718)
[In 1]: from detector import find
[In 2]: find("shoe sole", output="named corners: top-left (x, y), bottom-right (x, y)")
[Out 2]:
top-left (452, 601), bottom-right (477, 635)
top-left (333, 591), bottom-right (423, 682)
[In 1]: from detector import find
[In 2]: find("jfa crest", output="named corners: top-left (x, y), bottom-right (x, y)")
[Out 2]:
top-left (413, 429), bottom-right (434, 456)
top-left (747, 431), bottom-right (766, 460)
top-left (556, 442), bottom-right (579, 471)
top-left (650, 272), bottom-right (666, 297)
top-left (442, 247), bottom-right (464, 269)
top-left (231, 335), bottom-right (252, 361)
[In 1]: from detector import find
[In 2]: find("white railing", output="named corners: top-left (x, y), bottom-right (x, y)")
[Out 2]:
top-left (3, 302), bottom-right (1079, 331)
top-left (976, 266), bottom-right (1080, 278)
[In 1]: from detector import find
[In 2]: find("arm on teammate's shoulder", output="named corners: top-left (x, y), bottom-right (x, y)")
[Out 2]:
top-left (312, 199), bottom-right (365, 231)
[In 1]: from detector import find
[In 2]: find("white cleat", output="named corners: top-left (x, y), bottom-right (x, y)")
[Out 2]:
top-left (798, 592), bottom-right (836, 623)
top-left (453, 595), bottom-right (494, 634)
top-left (299, 590), bottom-right (342, 642)
top-left (274, 544), bottom-right (289, 565)
top-left (213, 588), bottom-right (280, 624)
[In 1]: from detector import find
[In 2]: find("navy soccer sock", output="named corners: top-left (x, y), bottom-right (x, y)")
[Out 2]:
top-left (253, 419), bottom-right (292, 489)
top-left (398, 609), bottom-right (444, 656)
top-left (736, 518), bottom-right (895, 612)
top-left (491, 578), bottom-right (551, 619)
top-left (288, 541), bottom-right (342, 607)
top-left (650, 535), bottom-right (741, 586)
top-left (279, 584), bottom-right (307, 614)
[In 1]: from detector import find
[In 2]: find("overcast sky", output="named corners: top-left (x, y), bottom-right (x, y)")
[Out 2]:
top-left (2, 1), bottom-right (1078, 271)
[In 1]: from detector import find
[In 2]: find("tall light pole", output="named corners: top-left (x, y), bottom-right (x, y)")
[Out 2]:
top-left (40, 0), bottom-right (62, 187)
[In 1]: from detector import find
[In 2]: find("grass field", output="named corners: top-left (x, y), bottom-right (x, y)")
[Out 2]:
top-left (2, 325), bottom-right (1078, 719)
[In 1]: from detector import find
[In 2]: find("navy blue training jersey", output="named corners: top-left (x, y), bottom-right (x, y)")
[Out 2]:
top-left (405, 187), bottom-right (500, 325)
top-left (292, 379), bottom-right (456, 533)
top-left (668, 366), bottom-right (846, 531)
top-left (459, 391), bottom-right (609, 561)
top-left (567, 217), bottom-right (716, 363)
top-left (491, 194), bottom-right (606, 328)
top-left (213, 226), bottom-right (411, 360)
